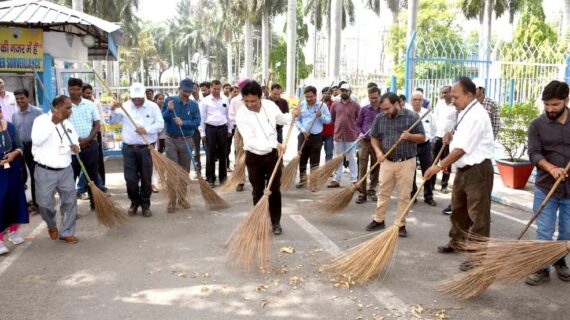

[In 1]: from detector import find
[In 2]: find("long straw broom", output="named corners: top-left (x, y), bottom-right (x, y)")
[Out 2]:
top-left (318, 109), bottom-right (432, 214)
top-left (323, 143), bottom-right (447, 284)
top-left (61, 123), bottom-right (128, 228)
top-left (308, 129), bottom-right (370, 191)
top-left (171, 108), bottom-right (230, 210)
top-left (281, 82), bottom-right (335, 189)
top-left (438, 160), bottom-right (570, 299)
top-left (32, 69), bottom-right (128, 228)
top-left (227, 115), bottom-right (296, 270)
top-left (94, 71), bottom-right (191, 206)
top-left (220, 128), bottom-right (246, 191)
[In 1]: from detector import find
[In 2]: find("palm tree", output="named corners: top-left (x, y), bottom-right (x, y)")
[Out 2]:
top-left (365, 0), bottom-right (400, 24)
top-left (231, 0), bottom-right (260, 78)
top-left (258, 0), bottom-right (287, 83)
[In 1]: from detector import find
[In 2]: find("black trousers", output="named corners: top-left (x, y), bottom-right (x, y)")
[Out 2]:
top-left (205, 124), bottom-right (228, 183)
top-left (245, 150), bottom-right (282, 224)
top-left (192, 130), bottom-right (202, 171)
top-left (21, 142), bottom-right (37, 206)
top-left (411, 141), bottom-right (434, 200)
top-left (430, 137), bottom-right (450, 188)
top-left (72, 139), bottom-right (99, 208)
top-left (97, 132), bottom-right (106, 185)
top-left (226, 128), bottom-right (235, 167)
top-left (122, 144), bottom-right (153, 209)
top-left (297, 133), bottom-right (323, 175)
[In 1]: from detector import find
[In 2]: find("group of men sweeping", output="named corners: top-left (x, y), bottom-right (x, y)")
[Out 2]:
top-left (0, 73), bottom-right (569, 292)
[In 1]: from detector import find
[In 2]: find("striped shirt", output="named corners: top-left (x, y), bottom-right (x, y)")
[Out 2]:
top-left (68, 98), bottom-right (100, 138)
top-left (481, 97), bottom-right (500, 139)
top-left (370, 107), bottom-right (424, 160)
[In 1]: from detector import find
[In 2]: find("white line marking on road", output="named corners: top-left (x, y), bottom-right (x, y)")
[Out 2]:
top-left (491, 209), bottom-right (536, 229)
top-left (289, 214), bottom-right (411, 315)
top-left (0, 222), bottom-right (46, 278)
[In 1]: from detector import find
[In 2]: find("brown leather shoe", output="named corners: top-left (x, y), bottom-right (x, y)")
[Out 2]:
top-left (59, 236), bottom-right (78, 244)
top-left (48, 228), bottom-right (58, 240)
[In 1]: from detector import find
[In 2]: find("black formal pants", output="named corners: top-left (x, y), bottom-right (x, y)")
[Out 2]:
top-left (122, 144), bottom-right (153, 209)
top-left (430, 137), bottom-right (450, 188)
top-left (22, 142), bottom-right (37, 206)
top-left (297, 133), bottom-right (323, 176)
top-left (226, 128), bottom-right (235, 167)
top-left (245, 149), bottom-right (282, 225)
top-left (205, 124), bottom-right (228, 183)
top-left (97, 132), bottom-right (106, 185)
top-left (72, 140), bottom-right (99, 208)
top-left (192, 130), bottom-right (202, 172)
top-left (411, 141), bottom-right (434, 201)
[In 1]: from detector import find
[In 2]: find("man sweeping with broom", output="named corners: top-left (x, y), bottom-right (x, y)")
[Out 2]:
top-left (525, 80), bottom-right (570, 285)
top-left (424, 77), bottom-right (495, 271)
top-left (235, 81), bottom-right (295, 235)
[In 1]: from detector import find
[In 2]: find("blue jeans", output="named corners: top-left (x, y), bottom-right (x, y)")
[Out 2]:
top-left (322, 135), bottom-right (334, 162)
top-left (534, 187), bottom-right (570, 241)
top-left (76, 172), bottom-right (105, 194)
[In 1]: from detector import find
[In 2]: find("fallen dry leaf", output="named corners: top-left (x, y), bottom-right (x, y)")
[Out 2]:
top-left (201, 286), bottom-right (209, 293)
top-left (256, 284), bottom-right (269, 292)
top-left (280, 246), bottom-right (296, 254)
top-left (261, 299), bottom-right (270, 308)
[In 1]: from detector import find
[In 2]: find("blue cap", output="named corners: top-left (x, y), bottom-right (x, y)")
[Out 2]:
top-left (180, 78), bottom-right (194, 91)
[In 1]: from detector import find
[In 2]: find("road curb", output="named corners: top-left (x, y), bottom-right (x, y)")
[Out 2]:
top-left (491, 192), bottom-right (532, 212)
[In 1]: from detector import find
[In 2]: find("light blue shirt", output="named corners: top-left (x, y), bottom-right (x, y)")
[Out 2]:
top-left (295, 100), bottom-right (331, 135)
top-left (110, 100), bottom-right (165, 145)
top-left (68, 98), bottom-right (100, 138)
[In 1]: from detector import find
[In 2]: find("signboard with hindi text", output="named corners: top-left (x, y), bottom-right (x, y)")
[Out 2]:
top-left (0, 27), bottom-right (43, 72)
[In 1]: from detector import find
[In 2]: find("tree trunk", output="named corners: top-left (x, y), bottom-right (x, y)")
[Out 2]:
top-left (405, 0), bottom-right (418, 96)
top-left (480, 0), bottom-right (493, 80)
top-left (140, 56), bottom-right (145, 84)
top-left (313, 10), bottom-right (317, 78)
top-left (286, 0), bottom-right (297, 95)
top-left (244, 19), bottom-right (254, 78)
top-left (262, 7), bottom-right (270, 83)
top-left (565, 0), bottom-right (570, 35)
top-left (329, 0), bottom-right (341, 81)
top-left (227, 33), bottom-right (233, 83)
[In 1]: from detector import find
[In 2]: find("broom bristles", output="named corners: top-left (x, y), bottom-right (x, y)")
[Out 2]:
top-left (280, 154), bottom-right (301, 189)
top-left (198, 175), bottom-right (230, 210)
top-left (226, 195), bottom-right (272, 270)
top-left (88, 182), bottom-right (128, 228)
top-left (220, 152), bottom-right (246, 192)
top-left (324, 225), bottom-right (400, 284)
top-left (309, 156), bottom-right (344, 191)
top-left (317, 184), bottom-right (359, 214)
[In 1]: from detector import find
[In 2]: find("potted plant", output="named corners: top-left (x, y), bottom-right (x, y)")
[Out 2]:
top-left (496, 101), bottom-right (539, 189)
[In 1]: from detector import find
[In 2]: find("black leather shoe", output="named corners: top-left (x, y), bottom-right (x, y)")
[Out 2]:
top-left (442, 205), bottom-right (452, 215)
top-left (460, 260), bottom-right (473, 272)
top-left (366, 220), bottom-right (385, 232)
top-left (554, 258), bottom-right (570, 281)
top-left (142, 208), bottom-right (152, 217)
top-left (425, 198), bottom-right (437, 206)
top-left (355, 193), bottom-right (367, 204)
top-left (272, 223), bottom-right (282, 235)
top-left (128, 204), bottom-right (138, 216)
top-left (525, 268), bottom-right (550, 286)
top-left (398, 226), bottom-right (408, 237)
top-left (437, 243), bottom-right (456, 254)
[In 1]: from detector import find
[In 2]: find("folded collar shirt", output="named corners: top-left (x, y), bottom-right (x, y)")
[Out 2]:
top-left (110, 100), bottom-right (164, 145)
top-left (161, 96), bottom-right (201, 137)
top-left (0, 91), bottom-right (17, 122)
top-left (405, 104), bottom-right (436, 142)
top-left (31, 112), bottom-right (79, 168)
top-left (295, 100), bottom-right (331, 135)
top-left (434, 99), bottom-right (457, 138)
top-left (199, 94), bottom-right (232, 137)
top-left (12, 104), bottom-right (44, 143)
top-left (68, 98), bottom-right (100, 138)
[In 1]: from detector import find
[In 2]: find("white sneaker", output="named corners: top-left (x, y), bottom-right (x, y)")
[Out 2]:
top-left (0, 242), bottom-right (9, 255)
top-left (8, 232), bottom-right (24, 245)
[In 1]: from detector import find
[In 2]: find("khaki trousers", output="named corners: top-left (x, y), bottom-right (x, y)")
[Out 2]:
top-left (374, 158), bottom-right (415, 225)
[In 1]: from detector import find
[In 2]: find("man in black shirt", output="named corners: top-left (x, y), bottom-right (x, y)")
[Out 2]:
top-left (268, 84), bottom-right (289, 143)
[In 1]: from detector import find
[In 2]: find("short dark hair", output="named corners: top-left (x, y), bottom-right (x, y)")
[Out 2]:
top-left (303, 85), bottom-right (317, 95)
top-left (232, 86), bottom-right (238, 91)
top-left (367, 82), bottom-right (378, 89)
top-left (68, 77), bottom-right (83, 88)
top-left (331, 85), bottom-right (339, 90)
top-left (200, 81), bottom-right (211, 88)
top-left (223, 83), bottom-right (231, 89)
top-left (154, 93), bottom-right (165, 100)
top-left (241, 80), bottom-right (263, 98)
top-left (145, 88), bottom-right (154, 93)
top-left (52, 95), bottom-right (70, 108)
top-left (542, 80), bottom-right (569, 101)
top-left (14, 88), bottom-right (29, 98)
top-left (322, 87), bottom-right (330, 94)
top-left (380, 92), bottom-right (400, 105)
top-left (368, 87), bottom-right (381, 95)
top-left (271, 83), bottom-right (282, 91)
top-left (338, 81), bottom-right (346, 87)
top-left (415, 87), bottom-right (424, 93)
top-left (399, 94), bottom-right (407, 102)
top-left (211, 79), bottom-right (222, 86)
top-left (455, 76), bottom-right (477, 95)
top-left (82, 84), bottom-right (93, 92)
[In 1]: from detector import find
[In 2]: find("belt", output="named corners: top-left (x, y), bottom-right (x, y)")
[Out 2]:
top-left (456, 159), bottom-right (491, 173)
top-left (206, 123), bottom-right (227, 128)
top-left (124, 143), bottom-right (150, 149)
top-left (387, 155), bottom-right (415, 162)
top-left (167, 135), bottom-right (191, 140)
top-left (36, 163), bottom-right (65, 171)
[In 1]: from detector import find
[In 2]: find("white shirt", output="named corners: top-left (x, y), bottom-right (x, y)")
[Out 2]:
top-left (199, 94), bottom-right (232, 136)
top-left (451, 100), bottom-right (495, 169)
top-left (434, 99), bottom-right (457, 138)
top-left (229, 94), bottom-right (243, 126)
top-left (235, 99), bottom-right (292, 156)
top-left (0, 91), bottom-right (17, 122)
top-left (31, 112), bottom-right (79, 169)
top-left (110, 100), bottom-right (164, 145)
top-left (405, 104), bottom-right (436, 142)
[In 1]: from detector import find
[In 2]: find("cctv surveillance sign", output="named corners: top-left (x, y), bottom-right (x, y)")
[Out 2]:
top-left (0, 27), bottom-right (43, 72)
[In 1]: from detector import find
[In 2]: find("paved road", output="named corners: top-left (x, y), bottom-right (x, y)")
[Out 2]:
top-left (1, 145), bottom-right (568, 320)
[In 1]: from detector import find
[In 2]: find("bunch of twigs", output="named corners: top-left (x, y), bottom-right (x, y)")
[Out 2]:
top-left (220, 129), bottom-right (246, 192)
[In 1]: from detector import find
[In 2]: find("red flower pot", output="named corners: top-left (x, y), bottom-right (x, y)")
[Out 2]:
top-left (496, 159), bottom-right (534, 189)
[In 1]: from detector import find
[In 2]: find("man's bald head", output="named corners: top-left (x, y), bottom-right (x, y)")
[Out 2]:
top-left (411, 91), bottom-right (424, 110)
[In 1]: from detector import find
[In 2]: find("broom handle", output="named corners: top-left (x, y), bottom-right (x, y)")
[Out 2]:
top-left (172, 108), bottom-right (200, 172)
top-left (394, 142), bottom-right (448, 226)
top-left (517, 160), bottom-right (570, 240)
top-left (266, 116), bottom-right (297, 190)
top-left (94, 70), bottom-right (152, 146)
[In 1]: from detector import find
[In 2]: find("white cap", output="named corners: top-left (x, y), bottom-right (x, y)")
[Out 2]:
top-left (340, 83), bottom-right (351, 90)
top-left (129, 83), bottom-right (146, 98)
top-left (472, 78), bottom-right (485, 89)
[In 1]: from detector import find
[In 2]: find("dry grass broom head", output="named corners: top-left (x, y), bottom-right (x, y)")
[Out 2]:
top-left (150, 148), bottom-right (191, 201)
top-left (280, 154), bottom-right (301, 190)
top-left (309, 156), bottom-right (344, 191)
top-left (317, 183), bottom-right (359, 215)
top-left (220, 153), bottom-right (246, 192)
top-left (227, 193), bottom-right (272, 271)
top-left (88, 182), bottom-right (128, 228)
top-left (198, 175), bottom-right (230, 210)
top-left (324, 225), bottom-right (400, 284)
